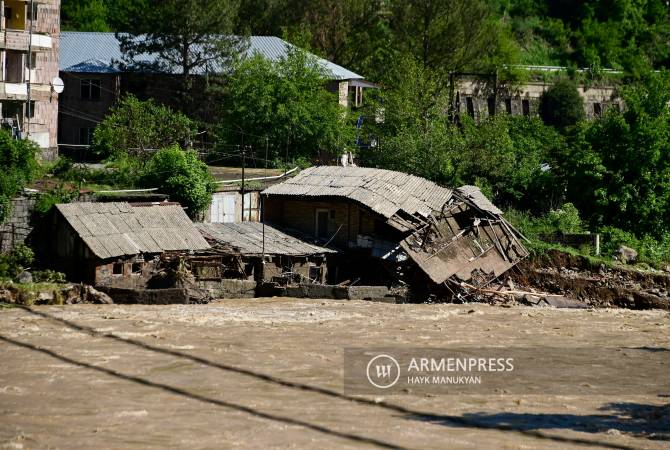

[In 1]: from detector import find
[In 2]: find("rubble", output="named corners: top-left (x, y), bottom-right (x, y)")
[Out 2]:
top-left (616, 245), bottom-right (638, 264)
top-left (401, 187), bottom-right (529, 292)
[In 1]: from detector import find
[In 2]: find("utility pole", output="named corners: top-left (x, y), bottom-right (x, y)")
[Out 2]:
top-left (26, 0), bottom-right (34, 137)
top-left (239, 145), bottom-right (245, 222)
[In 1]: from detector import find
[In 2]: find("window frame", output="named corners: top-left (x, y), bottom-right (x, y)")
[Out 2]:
top-left (80, 79), bottom-right (102, 101)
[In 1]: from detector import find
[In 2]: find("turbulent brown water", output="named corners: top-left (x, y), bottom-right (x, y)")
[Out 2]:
top-left (0, 299), bottom-right (668, 449)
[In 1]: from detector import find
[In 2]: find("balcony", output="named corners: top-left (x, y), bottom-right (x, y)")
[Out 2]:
top-left (0, 81), bottom-right (53, 101)
top-left (0, 30), bottom-right (52, 51)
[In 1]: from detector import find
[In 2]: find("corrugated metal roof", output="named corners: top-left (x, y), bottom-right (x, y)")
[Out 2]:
top-left (64, 58), bottom-right (120, 73)
top-left (262, 166), bottom-right (453, 227)
top-left (197, 222), bottom-right (336, 256)
top-left (59, 32), bottom-right (363, 80)
top-left (56, 202), bottom-right (210, 259)
top-left (456, 185), bottom-right (503, 215)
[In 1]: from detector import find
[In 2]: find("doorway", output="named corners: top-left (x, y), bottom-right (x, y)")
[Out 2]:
top-left (316, 209), bottom-right (329, 239)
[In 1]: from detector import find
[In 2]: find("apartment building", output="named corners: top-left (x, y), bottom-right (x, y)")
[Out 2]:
top-left (0, 0), bottom-right (60, 158)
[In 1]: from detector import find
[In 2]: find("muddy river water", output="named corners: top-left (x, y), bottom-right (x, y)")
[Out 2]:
top-left (0, 299), bottom-right (668, 449)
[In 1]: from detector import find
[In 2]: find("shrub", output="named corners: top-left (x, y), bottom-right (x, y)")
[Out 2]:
top-left (32, 269), bottom-right (67, 283)
top-left (0, 244), bottom-right (34, 280)
top-left (0, 130), bottom-right (40, 222)
top-left (506, 202), bottom-right (583, 237)
top-left (140, 146), bottom-right (215, 217)
top-left (539, 79), bottom-right (585, 130)
top-left (33, 185), bottom-right (79, 219)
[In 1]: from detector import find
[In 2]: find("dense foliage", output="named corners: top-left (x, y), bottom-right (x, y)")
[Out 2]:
top-left (140, 146), bottom-right (215, 217)
top-left (0, 245), bottom-right (34, 280)
top-left (0, 131), bottom-right (39, 222)
top-left (562, 72), bottom-right (670, 236)
top-left (93, 95), bottom-right (196, 162)
top-left (60, 0), bottom-right (670, 260)
top-left (494, 0), bottom-right (670, 75)
top-left (538, 79), bottom-right (585, 130)
top-left (215, 50), bottom-right (355, 165)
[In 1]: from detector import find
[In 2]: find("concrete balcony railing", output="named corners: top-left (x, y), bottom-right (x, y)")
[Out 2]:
top-left (0, 81), bottom-right (54, 101)
top-left (0, 29), bottom-right (52, 51)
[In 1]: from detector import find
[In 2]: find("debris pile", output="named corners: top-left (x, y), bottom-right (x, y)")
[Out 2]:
top-left (401, 186), bottom-right (529, 297)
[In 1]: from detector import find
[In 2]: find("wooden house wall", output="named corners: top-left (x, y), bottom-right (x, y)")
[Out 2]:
top-left (263, 196), bottom-right (394, 249)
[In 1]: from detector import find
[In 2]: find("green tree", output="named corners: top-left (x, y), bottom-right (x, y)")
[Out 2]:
top-left (361, 57), bottom-right (562, 210)
top-left (62, 0), bottom-right (111, 31)
top-left (93, 95), bottom-right (196, 162)
top-left (564, 72), bottom-right (670, 236)
top-left (493, 0), bottom-right (670, 73)
top-left (0, 131), bottom-right (39, 223)
top-left (390, 0), bottom-right (516, 81)
top-left (538, 79), bottom-right (585, 131)
top-left (360, 55), bottom-right (460, 183)
top-left (456, 115), bottom-right (562, 210)
top-left (117, 0), bottom-right (246, 107)
top-left (140, 146), bottom-right (215, 217)
top-left (235, 0), bottom-right (393, 83)
top-left (216, 49), bottom-right (355, 165)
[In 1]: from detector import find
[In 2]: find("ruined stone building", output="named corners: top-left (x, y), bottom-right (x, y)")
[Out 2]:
top-left (197, 222), bottom-right (334, 284)
top-left (453, 68), bottom-right (621, 122)
top-left (0, 0), bottom-right (60, 158)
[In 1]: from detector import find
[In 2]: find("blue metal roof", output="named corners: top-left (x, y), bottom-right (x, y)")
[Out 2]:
top-left (63, 58), bottom-right (121, 73)
top-left (59, 32), bottom-right (363, 80)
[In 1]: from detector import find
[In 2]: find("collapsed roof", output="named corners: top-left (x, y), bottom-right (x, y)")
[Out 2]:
top-left (197, 222), bottom-right (336, 257)
top-left (263, 166), bottom-right (528, 285)
top-left (56, 202), bottom-right (210, 259)
top-left (401, 189), bottom-right (529, 284)
top-left (262, 166), bottom-right (453, 232)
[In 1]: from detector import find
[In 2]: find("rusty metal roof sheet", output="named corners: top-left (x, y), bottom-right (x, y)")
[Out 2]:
top-left (262, 166), bottom-right (452, 224)
top-left (196, 222), bottom-right (336, 256)
top-left (56, 202), bottom-right (210, 259)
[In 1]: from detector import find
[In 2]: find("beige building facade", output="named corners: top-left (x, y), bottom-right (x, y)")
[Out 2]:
top-left (0, 0), bottom-right (60, 158)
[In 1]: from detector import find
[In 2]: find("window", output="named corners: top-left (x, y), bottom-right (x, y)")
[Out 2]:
top-left (27, 3), bottom-right (38, 22)
top-left (522, 99), bottom-right (530, 116)
top-left (79, 127), bottom-right (94, 145)
top-left (131, 262), bottom-right (143, 275)
top-left (593, 102), bottom-right (602, 117)
top-left (487, 97), bottom-right (496, 116)
top-left (505, 98), bottom-right (512, 114)
top-left (80, 79), bottom-right (101, 101)
top-left (466, 97), bottom-right (475, 117)
top-left (309, 265), bottom-right (323, 283)
top-left (112, 263), bottom-right (124, 275)
top-left (316, 209), bottom-right (329, 239)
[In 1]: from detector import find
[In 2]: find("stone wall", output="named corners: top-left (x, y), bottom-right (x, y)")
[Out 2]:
top-left (0, 195), bottom-right (36, 252)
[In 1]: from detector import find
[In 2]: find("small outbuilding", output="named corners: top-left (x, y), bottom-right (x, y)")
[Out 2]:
top-left (196, 222), bottom-right (336, 284)
top-left (49, 202), bottom-right (210, 285)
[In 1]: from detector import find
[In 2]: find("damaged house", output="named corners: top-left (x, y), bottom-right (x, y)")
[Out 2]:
top-left (48, 202), bottom-right (210, 286)
top-left (196, 222), bottom-right (336, 284)
top-left (262, 166), bottom-right (528, 295)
